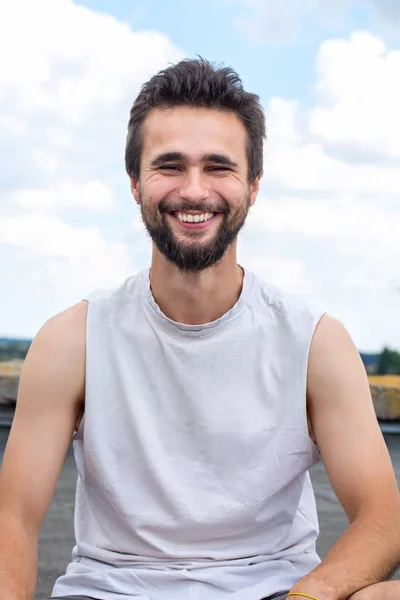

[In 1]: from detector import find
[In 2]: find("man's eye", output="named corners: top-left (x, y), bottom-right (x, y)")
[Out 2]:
top-left (159, 165), bottom-right (180, 171)
top-left (208, 166), bottom-right (230, 172)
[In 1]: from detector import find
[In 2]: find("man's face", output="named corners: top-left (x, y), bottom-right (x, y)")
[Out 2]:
top-left (131, 106), bottom-right (260, 273)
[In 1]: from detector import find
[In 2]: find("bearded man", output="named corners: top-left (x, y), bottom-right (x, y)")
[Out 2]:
top-left (1, 58), bottom-right (399, 600)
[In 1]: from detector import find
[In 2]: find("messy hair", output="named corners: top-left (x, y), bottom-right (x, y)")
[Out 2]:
top-left (125, 57), bottom-right (266, 183)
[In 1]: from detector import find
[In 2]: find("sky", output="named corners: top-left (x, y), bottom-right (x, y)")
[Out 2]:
top-left (1, 0), bottom-right (400, 352)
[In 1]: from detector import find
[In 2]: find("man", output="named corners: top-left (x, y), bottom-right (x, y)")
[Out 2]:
top-left (0, 58), bottom-right (399, 600)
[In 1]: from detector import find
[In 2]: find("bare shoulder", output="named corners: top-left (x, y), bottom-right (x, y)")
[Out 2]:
top-left (37, 299), bottom-right (88, 345)
top-left (20, 300), bottom-right (88, 403)
top-left (27, 300), bottom-right (87, 361)
top-left (306, 313), bottom-right (369, 409)
top-left (308, 312), bottom-right (363, 369)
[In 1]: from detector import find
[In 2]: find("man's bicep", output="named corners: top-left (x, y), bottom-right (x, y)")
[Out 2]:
top-left (0, 302), bottom-right (87, 534)
top-left (306, 314), bottom-right (398, 522)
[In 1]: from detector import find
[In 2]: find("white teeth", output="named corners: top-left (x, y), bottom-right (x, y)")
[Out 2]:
top-left (176, 212), bottom-right (215, 223)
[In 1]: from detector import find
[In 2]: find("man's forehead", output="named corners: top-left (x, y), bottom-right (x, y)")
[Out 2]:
top-left (144, 107), bottom-right (245, 138)
top-left (142, 107), bottom-right (247, 161)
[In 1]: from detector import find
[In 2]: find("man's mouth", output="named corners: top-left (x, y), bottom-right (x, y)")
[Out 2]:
top-left (173, 211), bottom-right (215, 223)
top-left (168, 211), bottom-right (221, 229)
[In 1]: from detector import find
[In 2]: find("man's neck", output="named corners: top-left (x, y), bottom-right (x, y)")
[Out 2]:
top-left (148, 248), bottom-right (244, 325)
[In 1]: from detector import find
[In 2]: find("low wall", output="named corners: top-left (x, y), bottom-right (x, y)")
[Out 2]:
top-left (0, 375), bottom-right (20, 405)
top-left (370, 386), bottom-right (400, 421)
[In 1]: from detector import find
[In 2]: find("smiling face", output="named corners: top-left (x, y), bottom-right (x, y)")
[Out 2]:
top-left (130, 106), bottom-right (260, 273)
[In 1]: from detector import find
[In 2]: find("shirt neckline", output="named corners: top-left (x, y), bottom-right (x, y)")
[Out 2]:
top-left (141, 266), bottom-right (254, 338)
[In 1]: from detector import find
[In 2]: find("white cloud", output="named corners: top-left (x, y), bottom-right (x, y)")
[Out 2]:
top-left (263, 33), bottom-right (400, 199)
top-left (0, 213), bottom-right (134, 294)
top-left (310, 31), bottom-right (400, 160)
top-left (250, 194), bottom-right (400, 267)
top-left (229, 0), bottom-right (400, 43)
top-left (11, 181), bottom-right (116, 212)
top-left (238, 240), bottom-right (313, 295)
top-left (264, 99), bottom-right (400, 197)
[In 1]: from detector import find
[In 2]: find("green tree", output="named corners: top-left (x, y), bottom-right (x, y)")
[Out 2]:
top-left (376, 347), bottom-right (400, 375)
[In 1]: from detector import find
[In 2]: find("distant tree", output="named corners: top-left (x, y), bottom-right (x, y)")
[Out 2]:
top-left (376, 347), bottom-right (400, 375)
top-left (0, 339), bottom-right (31, 362)
top-left (360, 352), bottom-right (379, 373)
top-left (377, 348), bottom-right (391, 375)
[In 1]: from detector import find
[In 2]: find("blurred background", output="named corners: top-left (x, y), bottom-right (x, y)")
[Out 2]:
top-left (1, 0), bottom-right (400, 428)
top-left (0, 0), bottom-right (399, 598)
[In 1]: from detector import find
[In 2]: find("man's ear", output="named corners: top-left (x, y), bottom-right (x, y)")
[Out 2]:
top-left (130, 177), bottom-right (141, 204)
top-left (249, 175), bottom-right (261, 207)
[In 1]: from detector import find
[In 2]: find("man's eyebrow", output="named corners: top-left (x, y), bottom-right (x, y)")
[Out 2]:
top-left (150, 152), bottom-right (239, 168)
top-left (202, 153), bottom-right (238, 168)
top-left (150, 152), bottom-right (184, 167)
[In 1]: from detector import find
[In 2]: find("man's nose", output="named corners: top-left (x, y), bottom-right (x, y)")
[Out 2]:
top-left (179, 169), bottom-right (209, 202)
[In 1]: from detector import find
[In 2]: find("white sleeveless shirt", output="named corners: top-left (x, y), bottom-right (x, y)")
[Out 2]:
top-left (52, 267), bottom-right (325, 600)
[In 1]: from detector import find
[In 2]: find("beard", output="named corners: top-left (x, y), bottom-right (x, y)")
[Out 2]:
top-left (139, 190), bottom-right (251, 273)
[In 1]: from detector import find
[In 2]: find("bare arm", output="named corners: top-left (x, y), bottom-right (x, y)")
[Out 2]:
top-left (289, 315), bottom-right (400, 600)
top-left (0, 302), bottom-right (87, 600)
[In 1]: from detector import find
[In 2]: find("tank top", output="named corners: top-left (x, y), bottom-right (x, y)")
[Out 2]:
top-left (52, 266), bottom-right (325, 600)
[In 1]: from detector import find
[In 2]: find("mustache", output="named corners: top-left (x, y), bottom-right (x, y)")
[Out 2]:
top-left (158, 198), bottom-right (229, 214)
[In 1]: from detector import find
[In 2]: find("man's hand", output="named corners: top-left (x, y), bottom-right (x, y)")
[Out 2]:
top-left (347, 581), bottom-right (400, 599)
top-left (288, 580), bottom-right (400, 600)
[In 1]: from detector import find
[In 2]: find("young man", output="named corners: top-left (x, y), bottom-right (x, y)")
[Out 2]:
top-left (0, 58), bottom-right (399, 600)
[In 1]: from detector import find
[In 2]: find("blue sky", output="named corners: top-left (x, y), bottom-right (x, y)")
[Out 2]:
top-left (75, 0), bottom-right (375, 105)
top-left (1, 0), bottom-right (400, 352)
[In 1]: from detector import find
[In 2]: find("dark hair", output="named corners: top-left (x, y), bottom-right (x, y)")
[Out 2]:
top-left (125, 57), bottom-right (266, 183)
